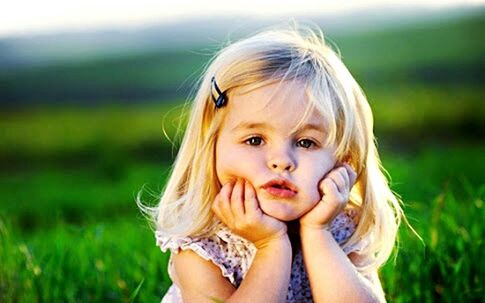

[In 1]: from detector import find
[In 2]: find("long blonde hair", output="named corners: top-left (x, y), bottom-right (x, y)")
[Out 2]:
top-left (138, 21), bottom-right (412, 274)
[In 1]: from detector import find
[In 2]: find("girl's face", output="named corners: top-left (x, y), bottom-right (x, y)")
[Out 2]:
top-left (215, 80), bottom-right (338, 221)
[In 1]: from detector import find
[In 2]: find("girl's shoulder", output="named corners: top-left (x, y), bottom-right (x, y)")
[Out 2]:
top-left (156, 224), bottom-right (257, 287)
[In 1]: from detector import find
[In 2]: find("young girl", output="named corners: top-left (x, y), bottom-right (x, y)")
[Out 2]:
top-left (139, 23), bottom-right (405, 302)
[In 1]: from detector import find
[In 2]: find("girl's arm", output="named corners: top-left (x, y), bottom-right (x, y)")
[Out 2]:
top-left (172, 233), bottom-right (291, 303)
top-left (172, 178), bottom-right (292, 302)
top-left (300, 227), bottom-right (386, 303)
top-left (299, 163), bottom-right (385, 302)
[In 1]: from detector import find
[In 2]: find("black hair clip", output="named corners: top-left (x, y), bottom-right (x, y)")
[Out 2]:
top-left (211, 76), bottom-right (228, 109)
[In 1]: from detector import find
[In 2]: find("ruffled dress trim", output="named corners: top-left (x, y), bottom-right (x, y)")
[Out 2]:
top-left (156, 224), bottom-right (257, 286)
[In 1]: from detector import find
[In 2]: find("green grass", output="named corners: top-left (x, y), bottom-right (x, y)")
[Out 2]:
top-left (0, 218), bottom-right (171, 302)
top-left (380, 146), bottom-right (484, 302)
top-left (0, 102), bottom-right (189, 159)
top-left (0, 160), bottom-right (169, 231)
top-left (384, 183), bottom-right (484, 302)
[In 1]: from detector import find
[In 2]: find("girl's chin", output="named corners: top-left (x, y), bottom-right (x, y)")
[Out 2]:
top-left (258, 199), bottom-right (303, 222)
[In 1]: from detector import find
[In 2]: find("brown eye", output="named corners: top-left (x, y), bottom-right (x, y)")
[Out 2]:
top-left (245, 136), bottom-right (263, 146)
top-left (296, 139), bottom-right (315, 149)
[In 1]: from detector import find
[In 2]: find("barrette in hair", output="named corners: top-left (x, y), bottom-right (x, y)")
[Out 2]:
top-left (211, 76), bottom-right (228, 108)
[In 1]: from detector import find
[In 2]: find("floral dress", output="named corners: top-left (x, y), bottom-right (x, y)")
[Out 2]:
top-left (156, 209), bottom-right (367, 302)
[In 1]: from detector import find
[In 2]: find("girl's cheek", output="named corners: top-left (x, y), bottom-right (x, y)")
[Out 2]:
top-left (216, 162), bottom-right (252, 185)
top-left (310, 184), bottom-right (323, 202)
top-left (312, 171), bottom-right (329, 198)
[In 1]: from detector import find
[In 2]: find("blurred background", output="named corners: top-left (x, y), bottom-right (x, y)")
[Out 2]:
top-left (0, 0), bottom-right (483, 302)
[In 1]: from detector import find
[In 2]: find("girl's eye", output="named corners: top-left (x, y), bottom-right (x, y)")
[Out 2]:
top-left (296, 139), bottom-right (316, 149)
top-left (245, 136), bottom-right (263, 146)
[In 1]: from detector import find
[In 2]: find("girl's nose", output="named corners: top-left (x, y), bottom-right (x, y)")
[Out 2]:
top-left (267, 149), bottom-right (296, 173)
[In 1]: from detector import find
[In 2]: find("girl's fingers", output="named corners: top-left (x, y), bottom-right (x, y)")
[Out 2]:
top-left (328, 169), bottom-right (347, 193)
top-left (324, 178), bottom-right (347, 211)
top-left (220, 179), bottom-right (235, 200)
top-left (320, 178), bottom-right (340, 203)
top-left (212, 194), bottom-right (227, 222)
top-left (343, 163), bottom-right (358, 187)
top-left (231, 178), bottom-right (246, 216)
top-left (217, 180), bottom-right (235, 223)
top-left (211, 194), bottom-right (220, 214)
top-left (244, 180), bottom-right (261, 216)
top-left (339, 166), bottom-right (350, 189)
top-left (326, 163), bottom-right (356, 194)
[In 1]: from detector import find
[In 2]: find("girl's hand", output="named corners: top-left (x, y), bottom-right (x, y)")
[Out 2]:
top-left (212, 178), bottom-right (288, 249)
top-left (299, 163), bottom-right (357, 231)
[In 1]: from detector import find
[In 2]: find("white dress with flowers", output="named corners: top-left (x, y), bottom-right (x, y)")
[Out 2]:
top-left (156, 208), bottom-right (369, 302)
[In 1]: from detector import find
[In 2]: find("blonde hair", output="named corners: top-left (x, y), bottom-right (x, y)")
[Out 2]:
top-left (138, 21), bottom-right (413, 275)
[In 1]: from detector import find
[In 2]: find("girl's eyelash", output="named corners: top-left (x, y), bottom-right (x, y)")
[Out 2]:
top-left (296, 138), bottom-right (317, 148)
top-left (244, 136), bottom-right (317, 148)
top-left (244, 136), bottom-right (263, 146)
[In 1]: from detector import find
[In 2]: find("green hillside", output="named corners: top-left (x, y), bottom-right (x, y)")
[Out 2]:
top-left (0, 13), bottom-right (483, 105)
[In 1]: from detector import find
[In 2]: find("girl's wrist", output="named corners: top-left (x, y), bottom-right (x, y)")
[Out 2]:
top-left (253, 231), bottom-right (290, 250)
top-left (299, 223), bottom-right (331, 237)
top-left (299, 224), bottom-right (335, 245)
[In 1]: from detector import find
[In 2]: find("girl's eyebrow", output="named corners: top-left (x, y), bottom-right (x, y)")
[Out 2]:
top-left (231, 122), bottom-right (325, 135)
top-left (231, 122), bottom-right (274, 132)
top-left (293, 123), bottom-right (326, 135)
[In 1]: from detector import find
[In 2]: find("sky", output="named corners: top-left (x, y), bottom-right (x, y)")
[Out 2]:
top-left (1, 0), bottom-right (484, 38)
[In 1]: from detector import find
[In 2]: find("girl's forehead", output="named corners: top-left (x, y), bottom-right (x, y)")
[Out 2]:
top-left (228, 81), bottom-right (307, 113)
top-left (223, 81), bottom-right (325, 132)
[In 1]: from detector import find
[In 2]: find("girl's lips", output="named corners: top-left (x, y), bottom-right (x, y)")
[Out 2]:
top-left (263, 186), bottom-right (297, 198)
top-left (261, 178), bottom-right (298, 199)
